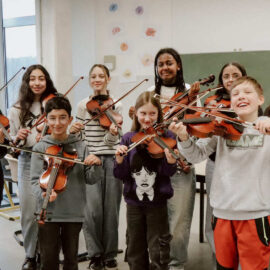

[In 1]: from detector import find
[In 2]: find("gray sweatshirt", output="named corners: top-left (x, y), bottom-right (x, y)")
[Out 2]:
top-left (178, 116), bottom-right (270, 220)
top-left (30, 134), bottom-right (102, 222)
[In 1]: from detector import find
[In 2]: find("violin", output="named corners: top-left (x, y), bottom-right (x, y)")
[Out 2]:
top-left (131, 127), bottom-right (191, 173)
top-left (0, 112), bottom-right (15, 143)
top-left (162, 74), bottom-right (215, 120)
top-left (83, 79), bottom-right (148, 133)
top-left (38, 144), bottom-right (78, 224)
top-left (35, 76), bottom-right (84, 141)
top-left (86, 95), bottom-right (123, 136)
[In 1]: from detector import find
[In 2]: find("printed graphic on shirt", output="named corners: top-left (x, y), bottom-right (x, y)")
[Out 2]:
top-left (226, 134), bottom-right (264, 148)
top-left (131, 167), bottom-right (157, 201)
top-left (131, 150), bottom-right (158, 201)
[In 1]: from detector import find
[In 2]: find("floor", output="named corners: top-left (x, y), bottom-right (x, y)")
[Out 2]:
top-left (0, 189), bottom-right (214, 270)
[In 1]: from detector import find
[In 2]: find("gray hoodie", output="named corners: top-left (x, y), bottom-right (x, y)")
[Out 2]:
top-left (178, 116), bottom-right (270, 220)
top-left (30, 134), bottom-right (102, 222)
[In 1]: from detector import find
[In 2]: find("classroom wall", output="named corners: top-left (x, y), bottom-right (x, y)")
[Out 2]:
top-left (40, 0), bottom-right (270, 132)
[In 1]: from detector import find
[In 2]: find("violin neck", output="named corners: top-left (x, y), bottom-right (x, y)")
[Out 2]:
top-left (103, 110), bottom-right (123, 136)
top-left (41, 164), bottom-right (60, 211)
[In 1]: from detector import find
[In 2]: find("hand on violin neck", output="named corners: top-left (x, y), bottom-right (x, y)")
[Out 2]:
top-left (69, 122), bottom-right (84, 134)
top-left (42, 189), bottom-right (57, 202)
top-left (164, 148), bottom-right (177, 164)
top-left (109, 123), bottom-right (119, 136)
top-left (254, 118), bottom-right (270, 135)
top-left (115, 145), bottom-right (128, 164)
top-left (84, 154), bottom-right (102, 166)
top-left (16, 128), bottom-right (31, 141)
top-left (188, 81), bottom-right (200, 101)
top-left (0, 128), bottom-right (4, 143)
top-left (168, 121), bottom-right (189, 142)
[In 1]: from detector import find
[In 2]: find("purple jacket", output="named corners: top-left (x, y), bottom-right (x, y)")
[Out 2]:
top-left (114, 131), bottom-right (177, 207)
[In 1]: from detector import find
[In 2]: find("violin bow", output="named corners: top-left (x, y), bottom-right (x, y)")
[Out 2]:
top-left (162, 101), bottom-right (253, 128)
top-left (84, 78), bottom-right (148, 125)
top-left (155, 86), bottom-right (223, 122)
top-left (30, 76), bottom-right (84, 130)
top-left (0, 67), bottom-right (26, 92)
top-left (0, 143), bottom-right (88, 165)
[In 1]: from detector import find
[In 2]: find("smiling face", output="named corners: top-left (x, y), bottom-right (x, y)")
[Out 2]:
top-left (136, 102), bottom-right (159, 130)
top-left (90, 66), bottom-right (110, 95)
top-left (46, 109), bottom-right (73, 140)
top-left (132, 166), bottom-right (156, 192)
top-left (222, 65), bottom-right (243, 92)
top-left (230, 81), bottom-right (264, 122)
top-left (157, 53), bottom-right (180, 85)
top-left (29, 69), bottom-right (47, 99)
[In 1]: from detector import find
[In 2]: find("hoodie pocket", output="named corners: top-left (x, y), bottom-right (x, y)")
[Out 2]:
top-left (255, 216), bottom-right (270, 246)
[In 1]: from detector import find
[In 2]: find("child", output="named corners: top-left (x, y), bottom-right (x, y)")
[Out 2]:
top-left (150, 47), bottom-right (199, 270)
top-left (8, 64), bottom-right (58, 270)
top-left (30, 96), bottom-right (102, 270)
top-left (170, 76), bottom-right (270, 270)
top-left (69, 64), bottom-right (123, 269)
top-left (204, 62), bottom-right (247, 263)
top-left (114, 91), bottom-right (177, 270)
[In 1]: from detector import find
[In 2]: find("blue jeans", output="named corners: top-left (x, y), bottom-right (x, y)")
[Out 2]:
top-left (167, 168), bottom-right (196, 268)
top-left (18, 151), bottom-right (38, 258)
top-left (83, 155), bottom-right (122, 261)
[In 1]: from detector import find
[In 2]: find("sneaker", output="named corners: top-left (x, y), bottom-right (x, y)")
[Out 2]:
top-left (21, 257), bottom-right (37, 270)
top-left (88, 256), bottom-right (104, 270)
top-left (105, 259), bottom-right (118, 270)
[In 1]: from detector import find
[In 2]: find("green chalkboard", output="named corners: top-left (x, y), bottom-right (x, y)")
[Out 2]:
top-left (181, 51), bottom-right (270, 110)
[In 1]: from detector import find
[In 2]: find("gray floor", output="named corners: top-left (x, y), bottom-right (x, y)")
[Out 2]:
top-left (0, 192), bottom-right (214, 270)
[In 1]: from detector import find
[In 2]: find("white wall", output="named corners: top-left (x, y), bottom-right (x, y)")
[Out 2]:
top-left (40, 0), bottom-right (270, 131)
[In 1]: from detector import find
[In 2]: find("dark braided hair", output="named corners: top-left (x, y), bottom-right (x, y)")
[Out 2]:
top-left (154, 48), bottom-right (186, 95)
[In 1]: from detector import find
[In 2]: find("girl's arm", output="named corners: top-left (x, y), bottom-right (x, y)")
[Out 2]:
top-left (169, 121), bottom-right (217, 164)
top-left (113, 134), bottom-right (131, 180)
top-left (30, 144), bottom-right (45, 199)
top-left (82, 143), bottom-right (103, 184)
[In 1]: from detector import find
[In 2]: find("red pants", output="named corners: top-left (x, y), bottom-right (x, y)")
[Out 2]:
top-left (213, 216), bottom-right (270, 270)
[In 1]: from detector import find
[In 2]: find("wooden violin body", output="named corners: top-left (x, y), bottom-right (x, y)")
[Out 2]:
top-left (38, 145), bottom-right (77, 224)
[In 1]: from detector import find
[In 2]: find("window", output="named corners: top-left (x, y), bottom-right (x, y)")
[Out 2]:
top-left (1, 0), bottom-right (37, 109)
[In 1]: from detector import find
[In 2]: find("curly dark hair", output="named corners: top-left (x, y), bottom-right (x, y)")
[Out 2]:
top-left (154, 48), bottom-right (186, 95)
top-left (15, 64), bottom-right (57, 126)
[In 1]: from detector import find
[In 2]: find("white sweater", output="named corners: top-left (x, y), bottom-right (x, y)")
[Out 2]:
top-left (8, 102), bottom-right (42, 148)
top-left (178, 116), bottom-right (270, 220)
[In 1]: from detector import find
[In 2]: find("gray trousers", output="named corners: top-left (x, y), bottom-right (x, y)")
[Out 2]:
top-left (18, 151), bottom-right (38, 258)
top-left (167, 168), bottom-right (196, 268)
top-left (83, 155), bottom-right (122, 261)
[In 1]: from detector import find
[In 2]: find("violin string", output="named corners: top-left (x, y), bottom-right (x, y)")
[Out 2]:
top-left (0, 143), bottom-right (86, 165)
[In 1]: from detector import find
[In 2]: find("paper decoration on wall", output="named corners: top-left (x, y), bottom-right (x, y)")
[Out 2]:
top-left (119, 68), bottom-right (137, 84)
top-left (141, 54), bottom-right (154, 67)
top-left (109, 3), bottom-right (118, 12)
top-left (112, 26), bottom-right (121, 35)
top-left (145, 27), bottom-right (156, 37)
top-left (135, 6), bottom-right (144, 15)
top-left (120, 42), bottom-right (129, 52)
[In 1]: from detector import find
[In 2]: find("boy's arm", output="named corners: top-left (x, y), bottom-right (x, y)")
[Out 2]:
top-left (178, 136), bottom-right (217, 164)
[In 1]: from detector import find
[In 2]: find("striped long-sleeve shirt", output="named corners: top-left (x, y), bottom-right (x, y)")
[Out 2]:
top-left (76, 96), bottom-right (122, 155)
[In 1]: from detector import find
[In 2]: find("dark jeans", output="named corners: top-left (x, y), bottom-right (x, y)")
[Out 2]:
top-left (126, 204), bottom-right (172, 270)
top-left (38, 222), bottom-right (82, 270)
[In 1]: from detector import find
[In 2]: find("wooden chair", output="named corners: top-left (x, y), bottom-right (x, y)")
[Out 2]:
top-left (0, 154), bottom-right (20, 221)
